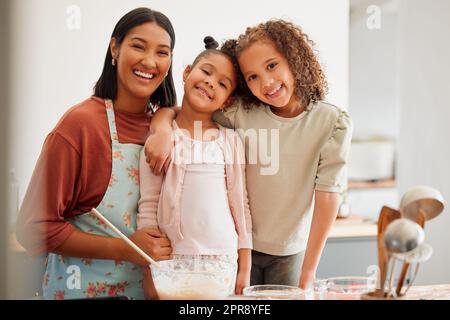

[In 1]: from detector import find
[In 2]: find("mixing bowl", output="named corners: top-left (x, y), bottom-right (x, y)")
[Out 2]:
top-left (243, 285), bottom-right (311, 300)
top-left (150, 258), bottom-right (236, 300)
top-left (321, 277), bottom-right (377, 300)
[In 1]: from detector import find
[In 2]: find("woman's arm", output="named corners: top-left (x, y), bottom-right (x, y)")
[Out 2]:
top-left (54, 227), bottom-right (171, 266)
top-left (145, 107), bottom-right (181, 175)
top-left (299, 191), bottom-right (340, 289)
top-left (16, 131), bottom-right (171, 264)
top-left (235, 248), bottom-right (251, 295)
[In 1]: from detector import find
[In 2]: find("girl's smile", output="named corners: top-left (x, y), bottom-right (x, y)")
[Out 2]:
top-left (195, 84), bottom-right (213, 100)
top-left (238, 40), bottom-right (304, 117)
top-left (265, 84), bottom-right (285, 100)
top-left (182, 54), bottom-right (236, 114)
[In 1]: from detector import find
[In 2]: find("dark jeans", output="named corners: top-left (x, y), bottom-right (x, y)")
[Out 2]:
top-left (250, 250), bottom-right (305, 286)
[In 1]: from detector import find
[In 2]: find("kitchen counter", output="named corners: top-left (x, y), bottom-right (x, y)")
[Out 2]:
top-left (328, 215), bottom-right (377, 239)
top-left (9, 215), bottom-right (378, 253)
top-left (403, 284), bottom-right (450, 300)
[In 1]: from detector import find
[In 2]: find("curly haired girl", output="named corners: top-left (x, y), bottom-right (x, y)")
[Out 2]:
top-left (145, 19), bottom-right (353, 290)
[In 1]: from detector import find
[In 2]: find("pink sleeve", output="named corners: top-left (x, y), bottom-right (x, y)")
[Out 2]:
top-left (137, 149), bottom-right (163, 230)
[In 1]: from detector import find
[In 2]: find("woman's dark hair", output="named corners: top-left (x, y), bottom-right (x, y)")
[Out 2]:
top-left (94, 7), bottom-right (177, 108)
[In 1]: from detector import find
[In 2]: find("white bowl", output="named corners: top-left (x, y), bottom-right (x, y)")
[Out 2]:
top-left (150, 258), bottom-right (236, 300)
top-left (321, 277), bottom-right (377, 300)
top-left (243, 285), bottom-right (309, 300)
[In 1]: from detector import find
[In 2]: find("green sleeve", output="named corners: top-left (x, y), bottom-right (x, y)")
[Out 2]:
top-left (212, 100), bottom-right (240, 129)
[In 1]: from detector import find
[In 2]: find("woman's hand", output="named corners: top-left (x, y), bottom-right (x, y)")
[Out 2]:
top-left (144, 129), bottom-right (173, 175)
top-left (124, 228), bottom-right (172, 266)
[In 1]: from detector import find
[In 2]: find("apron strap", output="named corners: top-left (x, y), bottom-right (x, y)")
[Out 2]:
top-left (104, 99), bottom-right (119, 145)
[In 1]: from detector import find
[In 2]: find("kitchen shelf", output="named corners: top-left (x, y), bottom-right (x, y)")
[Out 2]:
top-left (348, 179), bottom-right (396, 190)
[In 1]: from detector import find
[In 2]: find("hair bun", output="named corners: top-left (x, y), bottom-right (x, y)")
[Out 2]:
top-left (204, 36), bottom-right (219, 50)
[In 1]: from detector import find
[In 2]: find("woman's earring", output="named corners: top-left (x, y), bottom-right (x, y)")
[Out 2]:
top-left (112, 58), bottom-right (116, 66)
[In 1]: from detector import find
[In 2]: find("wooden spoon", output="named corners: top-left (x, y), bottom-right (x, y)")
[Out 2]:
top-left (377, 206), bottom-right (401, 294)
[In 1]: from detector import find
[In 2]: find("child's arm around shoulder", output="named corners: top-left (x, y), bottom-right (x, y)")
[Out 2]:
top-left (145, 106), bottom-right (181, 175)
top-left (137, 149), bottom-right (164, 230)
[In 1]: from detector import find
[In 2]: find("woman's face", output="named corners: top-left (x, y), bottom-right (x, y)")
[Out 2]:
top-left (183, 54), bottom-right (236, 114)
top-left (238, 39), bottom-right (297, 109)
top-left (111, 22), bottom-right (172, 102)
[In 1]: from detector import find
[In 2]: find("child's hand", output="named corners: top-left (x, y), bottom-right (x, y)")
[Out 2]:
top-left (144, 129), bottom-right (173, 176)
top-left (234, 269), bottom-right (250, 295)
top-left (298, 269), bottom-right (315, 290)
top-left (126, 228), bottom-right (172, 266)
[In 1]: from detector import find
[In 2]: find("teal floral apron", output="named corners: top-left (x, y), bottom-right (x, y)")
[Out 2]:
top-left (43, 99), bottom-right (145, 300)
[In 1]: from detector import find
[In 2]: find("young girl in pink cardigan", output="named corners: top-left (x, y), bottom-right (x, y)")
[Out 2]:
top-left (137, 37), bottom-right (252, 299)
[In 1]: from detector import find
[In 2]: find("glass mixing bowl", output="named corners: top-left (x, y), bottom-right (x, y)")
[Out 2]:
top-left (243, 285), bottom-right (311, 300)
top-left (320, 276), bottom-right (377, 300)
top-left (150, 258), bottom-right (236, 300)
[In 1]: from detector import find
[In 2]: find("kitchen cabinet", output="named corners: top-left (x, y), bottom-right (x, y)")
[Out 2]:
top-left (317, 216), bottom-right (378, 279)
top-left (317, 236), bottom-right (377, 278)
top-left (318, 179), bottom-right (398, 278)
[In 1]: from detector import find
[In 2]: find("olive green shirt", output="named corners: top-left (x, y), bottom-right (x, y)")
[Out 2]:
top-left (213, 100), bottom-right (353, 255)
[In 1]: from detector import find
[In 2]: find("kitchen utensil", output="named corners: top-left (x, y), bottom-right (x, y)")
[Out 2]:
top-left (396, 185), bottom-right (445, 296)
top-left (395, 209), bottom-right (425, 296)
top-left (383, 218), bottom-right (424, 254)
top-left (383, 218), bottom-right (424, 295)
top-left (377, 206), bottom-right (401, 291)
top-left (400, 186), bottom-right (445, 221)
top-left (150, 258), bottom-right (236, 300)
top-left (397, 243), bottom-right (433, 296)
top-left (90, 208), bottom-right (160, 268)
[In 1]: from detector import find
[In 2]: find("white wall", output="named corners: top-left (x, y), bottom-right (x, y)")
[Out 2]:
top-left (397, 0), bottom-right (450, 285)
top-left (9, 0), bottom-right (349, 222)
top-left (350, 0), bottom-right (400, 139)
top-left (347, 0), bottom-right (400, 222)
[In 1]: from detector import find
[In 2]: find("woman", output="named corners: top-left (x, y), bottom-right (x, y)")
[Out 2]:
top-left (16, 7), bottom-right (176, 300)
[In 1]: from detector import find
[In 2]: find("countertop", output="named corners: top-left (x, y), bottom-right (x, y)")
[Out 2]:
top-left (403, 284), bottom-right (450, 300)
top-left (9, 215), bottom-right (378, 253)
top-left (328, 215), bottom-right (377, 239)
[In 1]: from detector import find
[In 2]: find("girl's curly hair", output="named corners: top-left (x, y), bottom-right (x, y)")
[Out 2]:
top-left (233, 19), bottom-right (328, 109)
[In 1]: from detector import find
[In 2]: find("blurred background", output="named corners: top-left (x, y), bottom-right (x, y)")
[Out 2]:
top-left (1, 0), bottom-right (449, 299)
